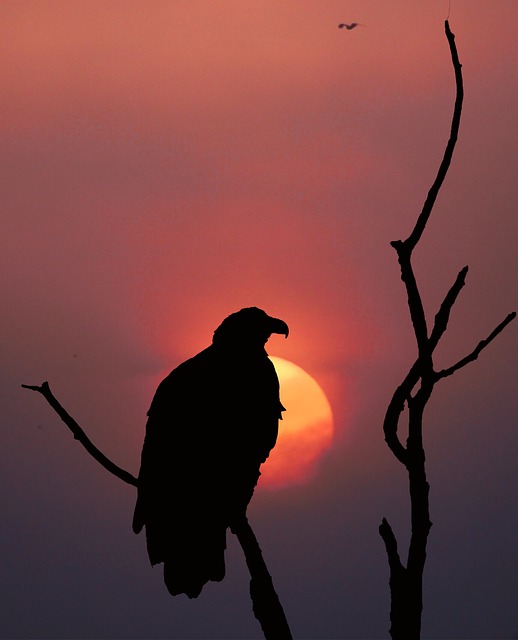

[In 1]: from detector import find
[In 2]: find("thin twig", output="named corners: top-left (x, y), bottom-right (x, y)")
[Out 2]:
top-left (22, 382), bottom-right (138, 486)
top-left (405, 20), bottom-right (464, 251)
top-left (435, 311), bottom-right (516, 379)
top-left (429, 266), bottom-right (469, 349)
top-left (379, 518), bottom-right (404, 575)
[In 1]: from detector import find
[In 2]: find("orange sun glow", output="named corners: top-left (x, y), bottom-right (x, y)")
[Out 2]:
top-left (259, 357), bottom-right (334, 488)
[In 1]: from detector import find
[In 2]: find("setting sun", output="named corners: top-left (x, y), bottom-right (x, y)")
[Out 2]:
top-left (260, 357), bottom-right (334, 488)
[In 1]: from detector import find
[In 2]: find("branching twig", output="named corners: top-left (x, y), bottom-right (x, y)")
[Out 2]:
top-left (389, 21), bottom-right (465, 365)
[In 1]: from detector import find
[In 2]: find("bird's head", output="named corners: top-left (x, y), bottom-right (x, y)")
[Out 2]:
top-left (212, 307), bottom-right (289, 351)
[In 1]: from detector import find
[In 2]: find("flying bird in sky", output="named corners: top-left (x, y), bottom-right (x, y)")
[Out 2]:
top-left (338, 22), bottom-right (365, 30)
top-left (132, 307), bottom-right (289, 598)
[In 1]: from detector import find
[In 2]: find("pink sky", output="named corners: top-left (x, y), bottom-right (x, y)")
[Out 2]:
top-left (2, 2), bottom-right (517, 638)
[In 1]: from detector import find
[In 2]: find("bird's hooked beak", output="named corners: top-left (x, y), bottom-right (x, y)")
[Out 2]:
top-left (268, 316), bottom-right (289, 339)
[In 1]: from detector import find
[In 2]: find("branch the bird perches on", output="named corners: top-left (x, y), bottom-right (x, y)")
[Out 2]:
top-left (22, 381), bottom-right (292, 640)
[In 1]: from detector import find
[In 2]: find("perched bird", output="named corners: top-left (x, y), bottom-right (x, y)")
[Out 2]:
top-left (133, 307), bottom-right (289, 598)
top-left (338, 22), bottom-right (365, 30)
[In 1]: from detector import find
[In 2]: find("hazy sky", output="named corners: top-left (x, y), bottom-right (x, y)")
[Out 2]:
top-left (2, 1), bottom-right (517, 638)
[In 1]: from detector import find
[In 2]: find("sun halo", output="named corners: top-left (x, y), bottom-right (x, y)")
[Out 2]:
top-left (259, 357), bottom-right (334, 489)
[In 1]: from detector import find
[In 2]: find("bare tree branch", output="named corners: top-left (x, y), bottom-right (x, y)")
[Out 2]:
top-left (384, 265), bottom-right (469, 464)
top-left (379, 518), bottom-right (408, 639)
top-left (232, 516), bottom-right (293, 640)
top-left (379, 518), bottom-right (405, 575)
top-left (390, 245), bottom-right (430, 360)
top-left (383, 360), bottom-right (421, 467)
top-left (22, 382), bottom-right (138, 487)
top-left (381, 21), bottom-right (461, 639)
top-left (379, 20), bottom-right (515, 640)
top-left (429, 266), bottom-right (469, 349)
top-left (434, 311), bottom-right (516, 380)
top-left (404, 20), bottom-right (464, 251)
top-left (384, 264), bottom-right (471, 468)
top-left (389, 21), bottom-right (464, 362)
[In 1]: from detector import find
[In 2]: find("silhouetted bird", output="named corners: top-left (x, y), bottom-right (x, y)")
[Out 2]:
top-left (338, 22), bottom-right (365, 30)
top-left (133, 307), bottom-right (289, 598)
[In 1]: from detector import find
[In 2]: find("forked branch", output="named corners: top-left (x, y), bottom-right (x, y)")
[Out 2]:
top-left (380, 20), bottom-right (515, 640)
top-left (389, 21), bottom-right (465, 363)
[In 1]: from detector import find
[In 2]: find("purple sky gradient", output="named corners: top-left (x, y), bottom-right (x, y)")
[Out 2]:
top-left (2, 2), bottom-right (517, 638)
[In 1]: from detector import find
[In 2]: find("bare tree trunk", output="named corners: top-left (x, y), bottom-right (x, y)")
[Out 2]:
top-left (22, 381), bottom-right (292, 640)
top-left (379, 21), bottom-right (515, 640)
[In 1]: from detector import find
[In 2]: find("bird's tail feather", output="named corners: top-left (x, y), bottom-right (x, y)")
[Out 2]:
top-left (163, 551), bottom-right (225, 598)
top-left (163, 527), bottom-right (226, 598)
